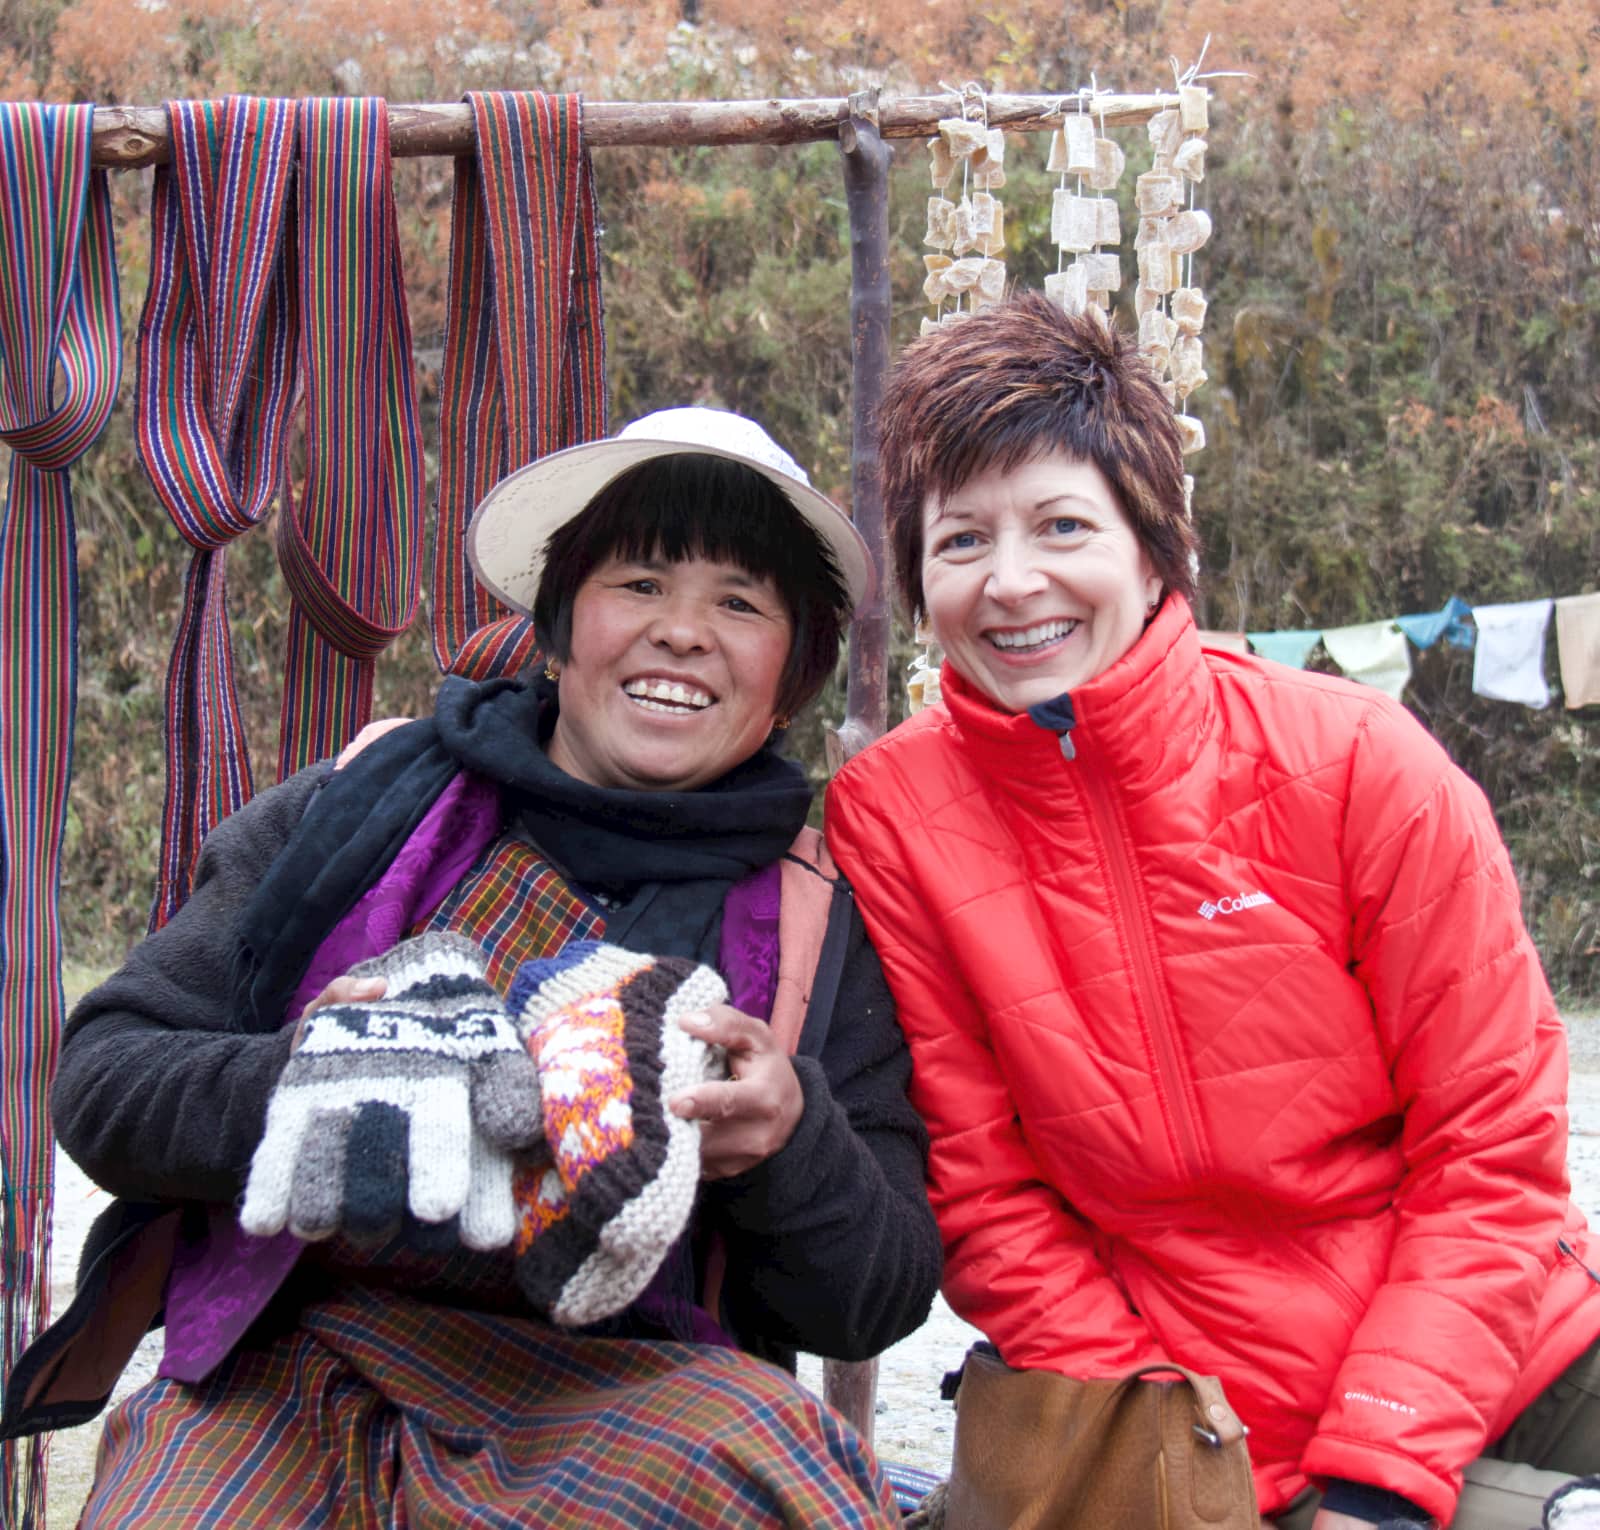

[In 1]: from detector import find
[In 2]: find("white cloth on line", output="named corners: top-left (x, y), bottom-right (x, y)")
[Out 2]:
top-left (1322, 620), bottom-right (1412, 703)
top-left (1471, 599), bottom-right (1553, 709)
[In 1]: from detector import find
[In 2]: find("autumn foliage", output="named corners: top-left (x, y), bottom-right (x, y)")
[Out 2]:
top-left (1, 0), bottom-right (1597, 994)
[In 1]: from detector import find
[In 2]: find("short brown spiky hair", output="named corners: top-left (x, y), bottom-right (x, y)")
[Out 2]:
top-left (877, 293), bottom-right (1199, 620)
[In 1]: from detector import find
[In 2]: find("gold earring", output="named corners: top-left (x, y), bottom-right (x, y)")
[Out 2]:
top-left (1146, 593), bottom-right (1161, 616)
top-left (544, 658), bottom-right (562, 681)
top-left (773, 715), bottom-right (792, 730)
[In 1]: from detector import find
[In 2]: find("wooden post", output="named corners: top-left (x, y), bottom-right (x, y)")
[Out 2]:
top-left (821, 91), bottom-right (892, 1452)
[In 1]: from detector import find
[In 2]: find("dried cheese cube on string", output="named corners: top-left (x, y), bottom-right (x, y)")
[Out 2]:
top-left (928, 136), bottom-right (956, 189)
top-left (1176, 414), bottom-right (1206, 454)
top-left (973, 159), bottom-right (1007, 191)
top-left (1134, 216), bottom-right (1165, 250)
top-left (978, 203), bottom-right (1006, 257)
top-left (1046, 127), bottom-right (1068, 175)
top-left (1078, 251), bottom-right (1122, 292)
top-left (1044, 263), bottom-right (1091, 316)
top-left (971, 192), bottom-right (997, 238)
top-left (922, 255), bottom-right (953, 302)
top-left (938, 117), bottom-right (990, 157)
top-left (977, 258), bottom-right (1007, 306)
top-left (951, 198), bottom-right (978, 255)
top-left (1089, 136), bottom-right (1126, 191)
top-left (920, 315), bottom-right (941, 337)
top-left (1148, 109), bottom-right (1182, 164)
top-left (1095, 197), bottom-right (1121, 247)
top-left (925, 197), bottom-right (956, 249)
top-left (1136, 173), bottom-right (1183, 217)
top-left (943, 255), bottom-right (986, 292)
top-left (1182, 473), bottom-right (1195, 516)
top-left (1063, 115), bottom-right (1097, 175)
top-left (1161, 378), bottom-right (1178, 407)
top-left (1135, 285), bottom-right (1163, 320)
top-left (1172, 287), bottom-right (1208, 334)
top-left (1167, 208), bottom-right (1213, 255)
top-left (1171, 334), bottom-right (1207, 395)
top-left (1139, 308), bottom-right (1178, 351)
top-left (1051, 190), bottom-right (1100, 252)
top-left (1179, 86), bottom-right (1209, 135)
top-left (1137, 239), bottom-right (1178, 293)
top-left (1173, 137), bottom-right (1206, 182)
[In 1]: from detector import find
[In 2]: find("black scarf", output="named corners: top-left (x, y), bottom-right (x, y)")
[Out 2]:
top-left (234, 676), bottom-right (812, 1032)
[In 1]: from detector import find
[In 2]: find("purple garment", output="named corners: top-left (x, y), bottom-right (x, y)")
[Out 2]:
top-left (719, 858), bottom-right (781, 1021)
top-left (159, 773), bottom-right (502, 1382)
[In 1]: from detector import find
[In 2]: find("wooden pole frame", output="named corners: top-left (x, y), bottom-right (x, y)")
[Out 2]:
top-left (88, 91), bottom-right (1182, 167)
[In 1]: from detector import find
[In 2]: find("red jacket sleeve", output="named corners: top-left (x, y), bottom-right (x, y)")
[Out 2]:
top-left (1300, 701), bottom-right (1572, 1521)
top-left (826, 771), bottom-right (1165, 1376)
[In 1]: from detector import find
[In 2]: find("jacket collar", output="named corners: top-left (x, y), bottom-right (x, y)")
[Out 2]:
top-left (939, 594), bottom-right (1213, 799)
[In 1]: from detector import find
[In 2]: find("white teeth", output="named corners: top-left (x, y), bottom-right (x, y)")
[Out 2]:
top-left (988, 620), bottom-right (1078, 650)
top-left (622, 678), bottom-right (713, 709)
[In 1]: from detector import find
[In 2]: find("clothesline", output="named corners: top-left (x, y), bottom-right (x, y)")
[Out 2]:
top-left (1200, 590), bottom-right (1600, 710)
top-left (88, 90), bottom-right (1183, 168)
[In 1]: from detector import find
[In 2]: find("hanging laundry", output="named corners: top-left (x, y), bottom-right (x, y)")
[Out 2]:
top-left (138, 96), bottom-right (299, 928)
top-left (1246, 629), bottom-right (1322, 669)
top-left (1471, 599), bottom-right (1554, 709)
top-left (1197, 630), bottom-right (1250, 655)
top-left (0, 101), bottom-right (121, 1528)
top-left (1555, 592), bottom-right (1600, 709)
top-left (432, 91), bottom-right (606, 676)
top-left (1322, 620), bottom-right (1413, 703)
top-left (1396, 595), bottom-right (1475, 651)
top-left (275, 98), bottom-right (425, 777)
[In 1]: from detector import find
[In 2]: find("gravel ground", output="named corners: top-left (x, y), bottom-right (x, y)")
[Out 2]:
top-left (38, 1012), bottom-right (1600, 1526)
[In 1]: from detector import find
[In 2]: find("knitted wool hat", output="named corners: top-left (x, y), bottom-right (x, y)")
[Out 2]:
top-left (505, 941), bottom-right (728, 1326)
top-left (1546, 1477), bottom-right (1600, 1530)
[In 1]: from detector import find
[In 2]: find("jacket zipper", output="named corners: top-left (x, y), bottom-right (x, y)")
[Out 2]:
top-left (1074, 745), bottom-right (1208, 1184)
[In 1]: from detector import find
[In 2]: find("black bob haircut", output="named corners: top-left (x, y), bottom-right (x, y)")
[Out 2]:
top-left (532, 453), bottom-right (851, 720)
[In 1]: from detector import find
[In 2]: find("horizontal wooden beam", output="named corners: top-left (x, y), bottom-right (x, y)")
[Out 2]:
top-left (89, 91), bottom-right (1186, 168)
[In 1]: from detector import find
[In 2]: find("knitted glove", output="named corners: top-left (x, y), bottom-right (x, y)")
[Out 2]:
top-left (240, 932), bottom-right (542, 1249)
top-left (1547, 1477), bottom-right (1600, 1530)
top-left (505, 940), bottom-right (728, 1326)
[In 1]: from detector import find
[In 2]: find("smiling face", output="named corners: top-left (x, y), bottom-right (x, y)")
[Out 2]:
top-left (921, 450), bottom-right (1162, 714)
top-left (545, 554), bottom-right (794, 793)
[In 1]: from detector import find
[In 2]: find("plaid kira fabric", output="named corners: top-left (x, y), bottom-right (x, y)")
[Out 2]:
top-left (80, 1286), bottom-right (898, 1528)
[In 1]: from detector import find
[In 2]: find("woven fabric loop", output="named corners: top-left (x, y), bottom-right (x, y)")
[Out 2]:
top-left (275, 96), bottom-right (425, 776)
top-left (430, 91), bottom-right (606, 672)
top-left (0, 99), bottom-right (121, 1528)
top-left (137, 95), bottom-right (299, 927)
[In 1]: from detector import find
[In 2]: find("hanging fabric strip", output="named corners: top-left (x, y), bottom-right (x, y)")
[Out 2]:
top-left (274, 98), bottom-right (425, 776)
top-left (1471, 598), bottom-right (1554, 709)
top-left (1396, 594), bottom-right (1474, 652)
top-left (0, 101), bottom-right (120, 1527)
top-left (1246, 629), bottom-right (1322, 669)
top-left (430, 90), bottom-right (607, 672)
top-left (1554, 592), bottom-right (1600, 709)
top-left (137, 96), bottom-right (298, 928)
top-left (1322, 619), bottom-right (1413, 703)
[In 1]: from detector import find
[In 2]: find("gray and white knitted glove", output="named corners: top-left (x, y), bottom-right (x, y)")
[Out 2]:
top-left (240, 932), bottom-right (542, 1249)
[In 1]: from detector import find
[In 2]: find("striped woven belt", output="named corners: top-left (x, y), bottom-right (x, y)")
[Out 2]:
top-left (137, 95), bottom-right (298, 928)
top-left (276, 96), bottom-right (424, 775)
top-left (0, 99), bottom-right (121, 1525)
top-left (433, 91), bottom-right (606, 679)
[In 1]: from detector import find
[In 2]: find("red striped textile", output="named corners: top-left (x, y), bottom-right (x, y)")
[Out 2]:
top-left (417, 833), bottom-right (605, 991)
top-left (136, 96), bottom-right (298, 928)
top-left (0, 100), bottom-right (121, 1528)
top-left (276, 98), bottom-right (424, 777)
top-left (80, 1287), bottom-right (898, 1528)
top-left (431, 92), bottom-right (606, 672)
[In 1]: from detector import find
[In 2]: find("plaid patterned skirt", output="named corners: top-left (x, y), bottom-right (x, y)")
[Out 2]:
top-left (80, 1285), bottom-right (898, 1528)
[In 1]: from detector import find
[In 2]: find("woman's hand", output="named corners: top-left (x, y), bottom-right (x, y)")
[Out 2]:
top-left (292, 974), bottom-right (386, 1043)
top-left (669, 1005), bottom-right (805, 1179)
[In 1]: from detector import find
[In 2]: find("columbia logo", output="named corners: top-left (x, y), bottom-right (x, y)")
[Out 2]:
top-left (1198, 891), bottom-right (1274, 921)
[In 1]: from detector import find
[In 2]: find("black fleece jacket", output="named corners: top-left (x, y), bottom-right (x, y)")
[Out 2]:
top-left (52, 766), bottom-right (940, 1363)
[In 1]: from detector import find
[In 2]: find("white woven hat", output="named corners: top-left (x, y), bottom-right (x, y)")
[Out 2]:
top-left (467, 407), bottom-right (875, 618)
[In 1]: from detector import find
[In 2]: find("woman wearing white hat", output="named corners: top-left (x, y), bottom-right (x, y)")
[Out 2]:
top-left (10, 409), bottom-right (938, 1528)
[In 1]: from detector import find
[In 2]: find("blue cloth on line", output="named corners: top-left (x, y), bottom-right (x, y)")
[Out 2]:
top-left (1396, 595), bottom-right (1475, 651)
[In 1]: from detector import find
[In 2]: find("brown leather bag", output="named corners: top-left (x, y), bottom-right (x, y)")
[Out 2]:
top-left (943, 1345), bottom-right (1259, 1530)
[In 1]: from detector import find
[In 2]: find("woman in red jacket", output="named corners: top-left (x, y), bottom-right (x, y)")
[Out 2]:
top-left (825, 294), bottom-right (1600, 1530)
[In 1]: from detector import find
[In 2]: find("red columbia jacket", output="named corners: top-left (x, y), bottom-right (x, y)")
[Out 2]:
top-left (826, 596), bottom-right (1599, 1523)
